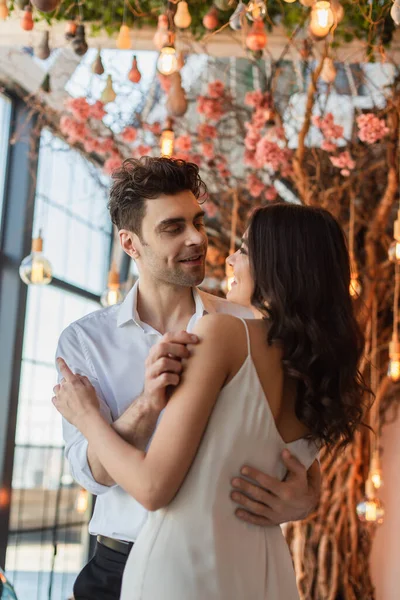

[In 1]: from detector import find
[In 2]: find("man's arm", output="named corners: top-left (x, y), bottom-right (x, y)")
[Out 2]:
top-left (58, 330), bottom-right (198, 488)
top-left (230, 449), bottom-right (321, 525)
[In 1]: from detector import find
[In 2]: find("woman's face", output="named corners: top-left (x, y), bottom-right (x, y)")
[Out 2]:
top-left (226, 235), bottom-right (254, 307)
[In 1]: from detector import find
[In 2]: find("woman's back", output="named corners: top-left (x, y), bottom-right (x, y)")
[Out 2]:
top-left (121, 316), bottom-right (319, 600)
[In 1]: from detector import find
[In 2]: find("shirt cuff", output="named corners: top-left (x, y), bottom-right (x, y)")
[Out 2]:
top-left (68, 438), bottom-right (117, 496)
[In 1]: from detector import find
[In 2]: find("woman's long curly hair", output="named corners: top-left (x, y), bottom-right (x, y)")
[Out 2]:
top-left (248, 203), bottom-right (369, 449)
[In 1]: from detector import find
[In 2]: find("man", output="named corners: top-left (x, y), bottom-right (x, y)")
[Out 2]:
top-left (56, 157), bottom-right (320, 600)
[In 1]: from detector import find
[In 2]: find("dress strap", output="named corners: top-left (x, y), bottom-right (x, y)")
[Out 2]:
top-left (236, 317), bottom-right (251, 358)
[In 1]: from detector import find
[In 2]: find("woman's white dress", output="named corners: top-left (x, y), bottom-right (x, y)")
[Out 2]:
top-left (121, 318), bottom-right (319, 599)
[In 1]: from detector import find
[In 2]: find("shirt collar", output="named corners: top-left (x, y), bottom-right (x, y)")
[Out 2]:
top-left (117, 280), bottom-right (213, 328)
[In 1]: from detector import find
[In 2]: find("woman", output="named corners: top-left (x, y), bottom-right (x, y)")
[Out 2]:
top-left (53, 203), bottom-right (367, 600)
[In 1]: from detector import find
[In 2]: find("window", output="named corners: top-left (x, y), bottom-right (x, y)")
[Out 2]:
top-left (5, 129), bottom-right (112, 600)
top-left (0, 94), bottom-right (11, 236)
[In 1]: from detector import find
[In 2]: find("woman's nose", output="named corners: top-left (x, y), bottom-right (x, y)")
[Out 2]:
top-left (226, 251), bottom-right (237, 267)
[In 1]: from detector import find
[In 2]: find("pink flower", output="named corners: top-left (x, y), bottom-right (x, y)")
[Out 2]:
top-left (83, 136), bottom-right (103, 154)
top-left (144, 122), bottom-right (162, 136)
top-left (244, 149), bottom-right (261, 169)
top-left (64, 97), bottom-right (91, 122)
top-left (187, 153), bottom-right (202, 166)
top-left (255, 137), bottom-right (292, 174)
top-left (197, 123), bottom-right (218, 140)
top-left (201, 142), bottom-right (215, 159)
top-left (265, 186), bottom-right (278, 201)
top-left (244, 90), bottom-right (264, 108)
top-left (175, 135), bottom-right (192, 152)
top-left (103, 155), bottom-right (123, 175)
top-left (97, 137), bottom-right (116, 155)
top-left (321, 140), bottom-right (337, 152)
top-left (120, 127), bottom-right (138, 143)
top-left (219, 168), bottom-right (231, 179)
top-left (204, 202), bottom-right (217, 218)
top-left (312, 113), bottom-right (343, 140)
top-left (357, 113), bottom-right (389, 144)
top-left (135, 144), bottom-right (152, 157)
top-left (207, 80), bottom-right (225, 99)
top-left (60, 117), bottom-right (89, 145)
top-left (245, 130), bottom-right (261, 151)
top-left (330, 151), bottom-right (355, 173)
top-left (89, 100), bottom-right (107, 120)
top-left (197, 96), bottom-right (225, 122)
top-left (174, 151), bottom-right (190, 161)
top-left (247, 174), bottom-right (264, 198)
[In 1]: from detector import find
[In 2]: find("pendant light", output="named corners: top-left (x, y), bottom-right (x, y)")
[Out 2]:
top-left (174, 1), bottom-right (192, 29)
top-left (128, 56), bottom-right (142, 83)
top-left (92, 50), bottom-right (105, 75)
top-left (101, 75), bottom-right (117, 104)
top-left (101, 265), bottom-right (124, 307)
top-left (19, 233), bottom-right (52, 286)
top-left (160, 118), bottom-right (175, 157)
top-left (157, 32), bottom-right (178, 76)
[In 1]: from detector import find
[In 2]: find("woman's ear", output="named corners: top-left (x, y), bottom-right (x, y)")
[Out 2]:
top-left (119, 230), bottom-right (140, 259)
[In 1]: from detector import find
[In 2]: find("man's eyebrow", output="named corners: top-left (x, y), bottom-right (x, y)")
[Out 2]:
top-left (156, 211), bottom-right (206, 231)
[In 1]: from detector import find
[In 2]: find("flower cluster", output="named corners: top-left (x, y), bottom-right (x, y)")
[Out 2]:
top-left (197, 80), bottom-right (227, 122)
top-left (246, 174), bottom-right (265, 198)
top-left (120, 127), bottom-right (138, 144)
top-left (312, 112), bottom-right (344, 155)
top-left (357, 113), bottom-right (389, 144)
top-left (175, 135), bottom-right (192, 152)
top-left (329, 151), bottom-right (356, 177)
top-left (64, 97), bottom-right (106, 122)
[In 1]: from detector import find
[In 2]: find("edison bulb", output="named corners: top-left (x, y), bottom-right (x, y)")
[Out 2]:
top-left (246, 0), bottom-right (267, 22)
top-left (157, 46), bottom-right (178, 76)
top-left (356, 497), bottom-right (384, 524)
top-left (309, 1), bottom-right (334, 37)
top-left (101, 287), bottom-right (124, 307)
top-left (349, 277), bottom-right (362, 298)
top-left (19, 237), bottom-right (52, 285)
top-left (76, 489), bottom-right (89, 514)
top-left (160, 129), bottom-right (174, 157)
top-left (388, 358), bottom-right (400, 382)
top-left (388, 240), bottom-right (400, 263)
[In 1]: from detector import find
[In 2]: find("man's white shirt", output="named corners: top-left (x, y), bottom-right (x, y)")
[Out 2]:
top-left (56, 281), bottom-right (252, 542)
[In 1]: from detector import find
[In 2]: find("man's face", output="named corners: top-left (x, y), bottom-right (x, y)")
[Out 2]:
top-left (134, 191), bottom-right (208, 287)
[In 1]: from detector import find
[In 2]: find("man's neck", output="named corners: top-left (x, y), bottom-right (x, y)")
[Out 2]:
top-left (136, 277), bottom-right (197, 335)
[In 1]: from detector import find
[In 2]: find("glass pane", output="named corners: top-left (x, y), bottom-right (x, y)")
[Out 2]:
top-left (33, 129), bottom-right (112, 295)
top-left (0, 94), bottom-right (11, 235)
top-left (6, 285), bottom-right (99, 599)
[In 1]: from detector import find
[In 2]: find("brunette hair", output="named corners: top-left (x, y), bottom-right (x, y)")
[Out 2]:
top-left (248, 203), bottom-right (368, 448)
top-left (108, 156), bottom-right (207, 236)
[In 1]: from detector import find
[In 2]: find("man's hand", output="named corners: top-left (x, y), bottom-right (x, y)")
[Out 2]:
top-left (143, 330), bottom-right (199, 411)
top-left (230, 449), bottom-right (321, 526)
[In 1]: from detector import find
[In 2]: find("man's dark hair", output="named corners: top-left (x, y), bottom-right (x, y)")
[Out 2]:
top-left (108, 156), bottom-right (208, 236)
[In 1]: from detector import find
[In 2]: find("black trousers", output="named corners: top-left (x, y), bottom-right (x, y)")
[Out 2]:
top-left (73, 541), bottom-right (130, 600)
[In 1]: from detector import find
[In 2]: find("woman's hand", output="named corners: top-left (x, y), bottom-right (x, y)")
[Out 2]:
top-left (52, 358), bottom-right (100, 429)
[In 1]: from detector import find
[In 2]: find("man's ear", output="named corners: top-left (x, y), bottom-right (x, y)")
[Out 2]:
top-left (119, 230), bottom-right (141, 259)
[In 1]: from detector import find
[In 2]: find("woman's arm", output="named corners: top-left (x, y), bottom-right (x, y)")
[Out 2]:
top-left (53, 314), bottom-right (236, 510)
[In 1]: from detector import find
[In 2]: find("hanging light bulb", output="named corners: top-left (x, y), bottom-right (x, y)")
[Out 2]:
top-left (203, 6), bottom-right (219, 30)
top-left (35, 30), bottom-right (51, 60)
top-left (101, 74), bottom-right (117, 105)
top-left (330, 0), bottom-right (344, 23)
top-left (75, 488), bottom-right (89, 514)
top-left (246, 0), bottom-right (267, 22)
top-left (157, 32), bottom-right (178, 76)
top-left (349, 275), bottom-right (362, 298)
top-left (128, 55), bottom-right (142, 83)
top-left (116, 24), bottom-right (131, 50)
top-left (92, 50), bottom-right (105, 75)
top-left (309, 1), bottom-right (334, 38)
top-left (283, 0), bottom-right (297, 3)
top-left (20, 5), bottom-right (34, 30)
top-left (71, 24), bottom-right (88, 56)
top-left (101, 265), bottom-right (124, 307)
top-left (153, 14), bottom-right (169, 50)
top-left (230, 1), bottom-right (246, 31)
top-left (0, 0), bottom-right (9, 20)
top-left (391, 0), bottom-right (400, 26)
top-left (388, 332), bottom-right (400, 382)
top-left (160, 118), bottom-right (174, 158)
top-left (19, 234), bottom-right (52, 286)
top-left (320, 56), bottom-right (337, 83)
top-left (246, 19), bottom-right (268, 52)
top-left (65, 19), bottom-right (77, 41)
top-left (40, 73), bottom-right (51, 93)
top-left (369, 450), bottom-right (383, 490)
top-left (300, 0), bottom-right (315, 5)
top-left (388, 240), bottom-right (400, 263)
top-left (174, 1), bottom-right (192, 29)
top-left (356, 478), bottom-right (384, 524)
